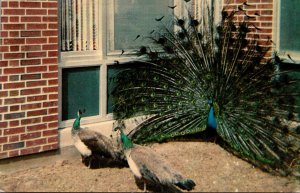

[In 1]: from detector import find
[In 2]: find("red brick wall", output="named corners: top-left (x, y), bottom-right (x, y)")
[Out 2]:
top-left (223, 0), bottom-right (274, 57)
top-left (0, 0), bottom-right (59, 159)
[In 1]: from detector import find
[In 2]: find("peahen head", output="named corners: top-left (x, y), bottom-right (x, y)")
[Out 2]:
top-left (72, 109), bottom-right (85, 130)
top-left (114, 123), bottom-right (134, 150)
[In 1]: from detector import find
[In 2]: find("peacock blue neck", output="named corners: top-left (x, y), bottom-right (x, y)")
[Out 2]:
top-left (120, 130), bottom-right (134, 150)
top-left (207, 101), bottom-right (217, 130)
top-left (73, 115), bottom-right (81, 130)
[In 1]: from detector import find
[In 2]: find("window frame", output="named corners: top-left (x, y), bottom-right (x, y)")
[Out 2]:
top-left (274, 0), bottom-right (300, 63)
top-left (58, 0), bottom-right (186, 128)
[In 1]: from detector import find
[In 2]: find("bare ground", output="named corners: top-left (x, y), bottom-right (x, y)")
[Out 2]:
top-left (0, 141), bottom-right (299, 192)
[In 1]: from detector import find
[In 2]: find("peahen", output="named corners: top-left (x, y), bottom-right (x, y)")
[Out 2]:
top-left (114, 123), bottom-right (196, 192)
top-left (112, 1), bottom-right (300, 177)
top-left (71, 109), bottom-right (126, 168)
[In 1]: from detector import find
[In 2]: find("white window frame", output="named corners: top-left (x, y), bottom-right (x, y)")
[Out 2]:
top-left (58, 0), bottom-right (185, 128)
top-left (274, 0), bottom-right (300, 63)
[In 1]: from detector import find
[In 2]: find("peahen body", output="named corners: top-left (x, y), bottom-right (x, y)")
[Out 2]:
top-left (71, 110), bottom-right (126, 168)
top-left (115, 124), bottom-right (196, 192)
top-left (112, 1), bottom-right (300, 177)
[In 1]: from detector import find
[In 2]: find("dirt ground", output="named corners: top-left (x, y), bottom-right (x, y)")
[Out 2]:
top-left (0, 141), bottom-right (299, 192)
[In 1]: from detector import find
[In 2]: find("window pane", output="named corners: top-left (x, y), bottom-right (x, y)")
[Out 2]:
top-left (280, 0), bottom-right (300, 53)
top-left (62, 67), bottom-right (100, 120)
top-left (113, 0), bottom-right (174, 50)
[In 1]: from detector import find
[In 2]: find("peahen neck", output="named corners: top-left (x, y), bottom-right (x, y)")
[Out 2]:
top-left (72, 115), bottom-right (81, 130)
top-left (120, 130), bottom-right (134, 150)
top-left (207, 102), bottom-right (217, 130)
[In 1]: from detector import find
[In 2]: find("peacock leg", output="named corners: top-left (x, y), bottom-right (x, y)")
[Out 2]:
top-left (143, 180), bottom-right (147, 192)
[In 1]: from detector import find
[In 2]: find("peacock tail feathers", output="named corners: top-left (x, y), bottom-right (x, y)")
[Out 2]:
top-left (112, 1), bottom-right (300, 176)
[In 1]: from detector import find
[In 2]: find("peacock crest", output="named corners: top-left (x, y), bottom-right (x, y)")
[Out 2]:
top-left (112, 1), bottom-right (300, 177)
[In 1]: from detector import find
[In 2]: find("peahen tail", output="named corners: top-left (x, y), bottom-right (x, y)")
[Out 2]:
top-left (175, 179), bottom-right (196, 191)
top-left (112, 1), bottom-right (300, 177)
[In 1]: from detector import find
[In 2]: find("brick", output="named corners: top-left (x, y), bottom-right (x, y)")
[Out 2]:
top-left (4, 97), bottom-right (25, 105)
top-left (27, 95), bottom-right (47, 102)
top-left (26, 9), bottom-right (47, 15)
top-left (9, 60), bottom-right (20, 67)
top-left (42, 2), bottom-right (57, 8)
top-left (4, 127), bottom-right (25, 135)
top-left (0, 137), bottom-right (8, 144)
top-left (42, 143), bottom-right (59, 151)
top-left (9, 150), bottom-right (20, 157)
top-left (26, 138), bottom-right (47, 147)
top-left (3, 142), bottom-right (24, 151)
top-left (0, 61), bottom-right (8, 67)
top-left (21, 73), bottom-right (41, 80)
top-left (9, 90), bottom-right (19, 97)
top-left (9, 31), bottom-right (20, 37)
top-left (9, 1), bottom-right (19, 8)
top-left (3, 23), bottom-right (25, 30)
top-left (21, 31), bottom-right (41, 37)
top-left (20, 146), bottom-right (41, 156)
top-left (9, 135), bottom-right (19, 143)
top-left (0, 46), bottom-right (9, 52)
top-left (43, 129), bottom-right (58, 137)
top-left (48, 51), bottom-right (58, 57)
top-left (10, 46), bottom-right (20, 52)
top-left (27, 52), bottom-right (46, 58)
top-left (0, 107), bottom-right (9, 114)
top-left (26, 66), bottom-right (47, 73)
top-left (42, 72), bottom-right (57, 78)
top-left (43, 115), bottom-right (58, 122)
top-left (0, 91), bottom-right (8, 97)
top-left (4, 67), bottom-right (25, 74)
top-left (48, 122), bottom-right (58, 128)
top-left (10, 105), bottom-right (20, 112)
top-left (42, 44), bottom-right (58, 51)
top-left (42, 58), bottom-right (58, 64)
top-left (21, 88), bottom-right (41, 95)
top-left (9, 16), bottom-right (19, 22)
top-left (21, 16), bottom-right (42, 22)
top-left (23, 100), bottom-right (42, 109)
top-left (27, 109), bottom-right (47, 117)
top-left (43, 101), bottom-right (58, 108)
top-left (4, 38), bottom-right (25, 45)
top-left (26, 37), bottom-right (47, 44)
top-left (3, 9), bottom-right (25, 15)
top-left (48, 79), bottom-right (58, 86)
top-left (47, 136), bottom-right (58, 143)
top-left (26, 80), bottom-right (47, 87)
top-left (0, 76), bottom-right (8, 82)
top-left (43, 86), bottom-right (58, 93)
top-left (48, 10), bottom-right (57, 16)
top-left (0, 153), bottom-right (8, 159)
top-left (21, 45), bottom-right (41, 51)
top-left (21, 132), bottom-right (42, 140)
top-left (9, 120), bottom-right (19, 127)
top-left (4, 52), bottom-right (25, 59)
top-left (21, 117), bottom-right (41, 125)
top-left (4, 112), bottom-right (25, 120)
top-left (27, 124), bottom-right (47, 132)
top-left (26, 24), bottom-right (47, 30)
top-left (42, 17), bottom-right (57, 23)
top-left (20, 2), bottom-right (41, 8)
top-left (4, 82), bottom-right (25, 89)
top-left (21, 59), bottom-right (41, 65)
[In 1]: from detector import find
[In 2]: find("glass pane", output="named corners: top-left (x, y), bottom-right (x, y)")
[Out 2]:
top-left (280, 0), bottom-right (300, 53)
top-left (62, 67), bottom-right (100, 120)
top-left (113, 0), bottom-right (174, 50)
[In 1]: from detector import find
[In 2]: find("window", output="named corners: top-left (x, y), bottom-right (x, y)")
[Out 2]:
top-left (58, 0), bottom-right (184, 127)
top-left (277, 0), bottom-right (300, 61)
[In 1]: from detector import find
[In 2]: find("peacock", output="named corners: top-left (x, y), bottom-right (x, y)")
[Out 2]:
top-left (111, 1), bottom-right (300, 177)
top-left (71, 109), bottom-right (126, 168)
top-left (114, 122), bottom-right (196, 192)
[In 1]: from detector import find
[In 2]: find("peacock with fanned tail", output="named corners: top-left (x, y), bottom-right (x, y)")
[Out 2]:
top-left (112, 1), bottom-right (300, 177)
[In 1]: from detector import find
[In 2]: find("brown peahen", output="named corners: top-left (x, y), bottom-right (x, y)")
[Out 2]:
top-left (71, 109), bottom-right (127, 168)
top-left (112, 1), bottom-right (300, 177)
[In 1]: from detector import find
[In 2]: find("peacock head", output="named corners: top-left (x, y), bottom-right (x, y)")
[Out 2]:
top-left (73, 109), bottom-right (85, 130)
top-left (114, 122), bottom-right (134, 150)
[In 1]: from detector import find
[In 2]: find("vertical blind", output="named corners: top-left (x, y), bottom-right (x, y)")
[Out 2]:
top-left (60, 0), bottom-right (99, 52)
